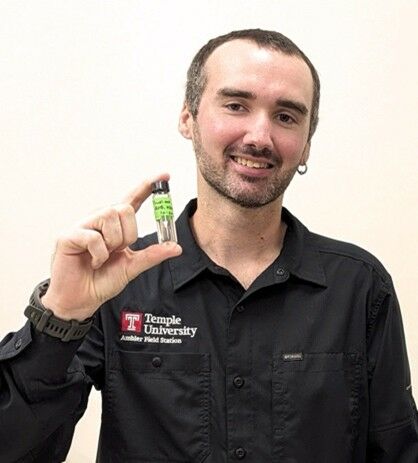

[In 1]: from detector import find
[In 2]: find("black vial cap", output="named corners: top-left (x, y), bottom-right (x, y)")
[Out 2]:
top-left (152, 180), bottom-right (170, 193)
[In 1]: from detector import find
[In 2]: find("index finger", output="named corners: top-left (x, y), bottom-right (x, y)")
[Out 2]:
top-left (122, 173), bottom-right (170, 212)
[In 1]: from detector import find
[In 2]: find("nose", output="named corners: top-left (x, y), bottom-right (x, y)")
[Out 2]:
top-left (242, 113), bottom-right (274, 151)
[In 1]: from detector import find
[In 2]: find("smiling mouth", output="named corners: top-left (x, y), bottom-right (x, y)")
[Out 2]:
top-left (231, 155), bottom-right (273, 169)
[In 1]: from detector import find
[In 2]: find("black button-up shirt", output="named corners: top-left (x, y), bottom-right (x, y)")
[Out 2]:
top-left (1, 200), bottom-right (417, 462)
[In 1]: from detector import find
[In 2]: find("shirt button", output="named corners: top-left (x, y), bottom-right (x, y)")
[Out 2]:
top-left (236, 305), bottom-right (245, 313)
top-left (233, 376), bottom-right (245, 388)
top-left (15, 338), bottom-right (22, 349)
top-left (276, 267), bottom-right (286, 276)
top-left (151, 356), bottom-right (162, 368)
top-left (234, 447), bottom-right (246, 459)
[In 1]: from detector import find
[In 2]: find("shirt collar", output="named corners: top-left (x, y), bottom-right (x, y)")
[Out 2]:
top-left (278, 208), bottom-right (327, 287)
top-left (169, 199), bottom-right (327, 291)
top-left (168, 200), bottom-right (212, 290)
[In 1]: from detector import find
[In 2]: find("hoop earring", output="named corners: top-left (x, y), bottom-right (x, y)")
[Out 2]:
top-left (297, 163), bottom-right (308, 175)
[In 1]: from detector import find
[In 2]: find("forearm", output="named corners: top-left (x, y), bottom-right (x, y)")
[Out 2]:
top-left (0, 323), bottom-right (90, 461)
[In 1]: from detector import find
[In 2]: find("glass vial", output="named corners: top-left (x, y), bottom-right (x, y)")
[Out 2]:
top-left (152, 180), bottom-right (178, 244)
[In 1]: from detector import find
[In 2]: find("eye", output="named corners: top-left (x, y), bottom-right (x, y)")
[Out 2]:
top-left (276, 113), bottom-right (295, 124)
top-left (225, 103), bottom-right (245, 112)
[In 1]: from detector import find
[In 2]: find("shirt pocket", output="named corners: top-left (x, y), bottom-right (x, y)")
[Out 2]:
top-left (272, 352), bottom-right (362, 463)
top-left (104, 350), bottom-right (211, 462)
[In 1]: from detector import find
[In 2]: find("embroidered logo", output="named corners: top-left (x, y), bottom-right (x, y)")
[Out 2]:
top-left (121, 311), bottom-right (143, 333)
top-left (119, 311), bottom-right (198, 344)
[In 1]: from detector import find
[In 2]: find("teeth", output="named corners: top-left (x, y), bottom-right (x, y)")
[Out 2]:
top-left (234, 156), bottom-right (269, 169)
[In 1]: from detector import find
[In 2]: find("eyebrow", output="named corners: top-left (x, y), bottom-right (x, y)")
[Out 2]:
top-left (217, 87), bottom-right (309, 116)
top-left (217, 88), bottom-right (254, 100)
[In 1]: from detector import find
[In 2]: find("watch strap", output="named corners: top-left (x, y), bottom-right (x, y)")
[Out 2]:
top-left (24, 280), bottom-right (93, 342)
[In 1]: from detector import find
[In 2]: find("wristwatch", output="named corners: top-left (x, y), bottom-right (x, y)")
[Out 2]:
top-left (24, 280), bottom-right (93, 342)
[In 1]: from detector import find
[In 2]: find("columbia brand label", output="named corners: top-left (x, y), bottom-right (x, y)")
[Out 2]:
top-left (282, 352), bottom-right (304, 361)
top-left (121, 311), bottom-right (143, 332)
top-left (120, 311), bottom-right (198, 344)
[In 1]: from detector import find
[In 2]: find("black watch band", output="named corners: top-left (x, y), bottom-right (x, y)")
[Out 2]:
top-left (24, 280), bottom-right (93, 342)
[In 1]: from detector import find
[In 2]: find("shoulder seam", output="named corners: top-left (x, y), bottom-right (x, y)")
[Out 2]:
top-left (317, 247), bottom-right (390, 283)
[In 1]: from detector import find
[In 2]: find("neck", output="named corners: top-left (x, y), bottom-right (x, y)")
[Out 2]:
top-left (190, 184), bottom-right (286, 271)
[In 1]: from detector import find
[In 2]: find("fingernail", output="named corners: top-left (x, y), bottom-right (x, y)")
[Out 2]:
top-left (164, 242), bottom-right (182, 253)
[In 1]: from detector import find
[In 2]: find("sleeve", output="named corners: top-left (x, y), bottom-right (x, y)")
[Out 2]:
top-left (366, 276), bottom-right (418, 462)
top-left (0, 313), bottom-right (104, 462)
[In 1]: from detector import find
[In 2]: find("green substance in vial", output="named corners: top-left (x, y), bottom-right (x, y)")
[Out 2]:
top-left (153, 194), bottom-right (174, 221)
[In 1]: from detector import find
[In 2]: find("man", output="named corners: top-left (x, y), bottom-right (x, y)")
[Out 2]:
top-left (0, 29), bottom-right (417, 462)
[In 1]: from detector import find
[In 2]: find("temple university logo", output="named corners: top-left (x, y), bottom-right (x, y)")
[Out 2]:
top-left (121, 311), bottom-right (143, 333)
top-left (119, 310), bottom-right (198, 344)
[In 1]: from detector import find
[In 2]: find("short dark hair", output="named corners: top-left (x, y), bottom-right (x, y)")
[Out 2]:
top-left (185, 29), bottom-right (320, 141)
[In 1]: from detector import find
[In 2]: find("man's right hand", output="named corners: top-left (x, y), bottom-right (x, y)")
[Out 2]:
top-left (41, 174), bottom-right (182, 321)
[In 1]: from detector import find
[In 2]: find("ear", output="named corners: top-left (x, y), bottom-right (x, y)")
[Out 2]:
top-left (300, 141), bottom-right (311, 165)
top-left (178, 102), bottom-right (193, 140)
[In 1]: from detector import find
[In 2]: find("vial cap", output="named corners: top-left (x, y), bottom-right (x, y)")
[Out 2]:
top-left (152, 180), bottom-right (170, 193)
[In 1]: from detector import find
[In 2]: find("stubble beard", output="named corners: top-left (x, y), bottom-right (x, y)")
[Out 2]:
top-left (192, 124), bottom-right (298, 209)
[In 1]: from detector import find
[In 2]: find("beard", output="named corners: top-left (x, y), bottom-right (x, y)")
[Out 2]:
top-left (192, 123), bottom-right (298, 209)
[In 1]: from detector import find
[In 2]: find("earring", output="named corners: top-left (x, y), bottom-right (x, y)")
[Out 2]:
top-left (297, 164), bottom-right (308, 175)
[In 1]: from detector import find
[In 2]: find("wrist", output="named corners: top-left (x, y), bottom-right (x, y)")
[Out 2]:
top-left (41, 292), bottom-right (89, 322)
top-left (25, 280), bottom-right (93, 342)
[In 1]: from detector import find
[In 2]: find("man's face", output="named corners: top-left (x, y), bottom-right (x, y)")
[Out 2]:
top-left (180, 39), bottom-right (313, 208)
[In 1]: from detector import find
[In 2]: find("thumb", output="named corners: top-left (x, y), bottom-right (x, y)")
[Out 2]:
top-left (125, 242), bottom-right (182, 281)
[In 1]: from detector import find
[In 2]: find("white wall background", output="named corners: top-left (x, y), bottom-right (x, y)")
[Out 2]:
top-left (0, 1), bottom-right (417, 460)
